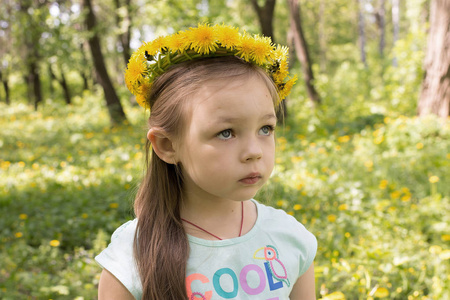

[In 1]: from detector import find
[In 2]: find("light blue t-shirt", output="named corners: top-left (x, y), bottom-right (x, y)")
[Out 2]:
top-left (95, 200), bottom-right (317, 299)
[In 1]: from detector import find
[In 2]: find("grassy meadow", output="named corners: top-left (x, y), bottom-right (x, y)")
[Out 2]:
top-left (1, 72), bottom-right (449, 299)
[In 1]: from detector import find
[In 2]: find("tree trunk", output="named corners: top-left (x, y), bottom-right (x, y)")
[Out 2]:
top-left (318, 0), bottom-right (327, 72)
top-left (0, 70), bottom-right (10, 105)
top-left (250, 0), bottom-right (276, 40)
top-left (83, 0), bottom-right (127, 125)
top-left (392, 0), bottom-right (400, 66)
top-left (287, 0), bottom-right (321, 104)
top-left (58, 69), bottom-right (72, 105)
top-left (357, 0), bottom-right (367, 67)
top-left (114, 0), bottom-right (132, 65)
top-left (418, 0), bottom-right (450, 118)
top-left (49, 64), bottom-right (55, 98)
top-left (29, 61), bottom-right (42, 111)
top-left (375, 0), bottom-right (386, 57)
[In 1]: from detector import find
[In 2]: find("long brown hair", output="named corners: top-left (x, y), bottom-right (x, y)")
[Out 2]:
top-left (133, 56), bottom-right (279, 299)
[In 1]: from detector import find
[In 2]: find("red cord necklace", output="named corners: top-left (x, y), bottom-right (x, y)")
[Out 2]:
top-left (181, 202), bottom-right (244, 240)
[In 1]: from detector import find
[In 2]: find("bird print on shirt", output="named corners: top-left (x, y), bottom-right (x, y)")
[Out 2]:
top-left (253, 245), bottom-right (290, 287)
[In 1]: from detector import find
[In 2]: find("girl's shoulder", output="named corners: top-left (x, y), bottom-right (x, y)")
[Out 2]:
top-left (110, 219), bottom-right (138, 241)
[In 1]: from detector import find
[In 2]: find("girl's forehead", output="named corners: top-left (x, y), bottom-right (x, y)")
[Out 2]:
top-left (187, 76), bottom-right (275, 121)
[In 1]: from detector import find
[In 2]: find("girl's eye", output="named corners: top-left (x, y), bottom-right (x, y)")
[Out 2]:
top-left (217, 129), bottom-right (233, 140)
top-left (259, 125), bottom-right (274, 136)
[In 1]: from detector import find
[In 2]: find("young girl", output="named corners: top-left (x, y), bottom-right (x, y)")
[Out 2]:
top-left (96, 24), bottom-right (317, 300)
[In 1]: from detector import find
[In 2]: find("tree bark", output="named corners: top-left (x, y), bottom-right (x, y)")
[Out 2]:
top-left (287, 0), bottom-right (321, 104)
top-left (392, 0), bottom-right (400, 66)
top-left (29, 60), bottom-right (42, 111)
top-left (83, 0), bottom-right (127, 125)
top-left (418, 0), bottom-right (450, 118)
top-left (375, 0), bottom-right (386, 57)
top-left (114, 0), bottom-right (132, 65)
top-left (250, 0), bottom-right (276, 40)
top-left (357, 0), bottom-right (367, 67)
top-left (0, 70), bottom-right (10, 105)
top-left (58, 69), bottom-right (72, 105)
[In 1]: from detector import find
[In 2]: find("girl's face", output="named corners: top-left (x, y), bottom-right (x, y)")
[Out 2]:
top-left (175, 75), bottom-right (276, 204)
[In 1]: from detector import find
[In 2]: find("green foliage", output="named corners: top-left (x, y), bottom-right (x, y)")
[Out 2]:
top-left (1, 80), bottom-right (449, 298)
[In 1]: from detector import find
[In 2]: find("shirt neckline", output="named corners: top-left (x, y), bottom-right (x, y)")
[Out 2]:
top-left (187, 199), bottom-right (262, 247)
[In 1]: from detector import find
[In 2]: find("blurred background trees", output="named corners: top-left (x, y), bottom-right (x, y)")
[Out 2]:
top-left (0, 0), bottom-right (448, 123)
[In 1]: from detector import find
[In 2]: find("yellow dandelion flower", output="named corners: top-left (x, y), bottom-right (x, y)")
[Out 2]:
top-left (442, 234), bottom-right (450, 241)
top-left (15, 232), bottom-right (23, 238)
top-left (109, 203), bottom-right (119, 209)
top-left (140, 36), bottom-right (169, 56)
top-left (373, 287), bottom-right (389, 298)
top-left (338, 204), bottom-right (348, 211)
top-left (214, 24), bottom-right (240, 50)
top-left (364, 160), bottom-right (374, 168)
top-left (125, 54), bottom-right (146, 95)
top-left (338, 135), bottom-right (350, 143)
top-left (373, 136), bottom-right (384, 144)
top-left (135, 94), bottom-right (148, 109)
top-left (250, 35), bottom-right (273, 65)
top-left (321, 291), bottom-right (345, 300)
top-left (166, 32), bottom-right (188, 53)
top-left (416, 142), bottom-right (424, 149)
top-left (327, 214), bottom-right (337, 223)
top-left (50, 240), bottom-right (60, 247)
top-left (19, 214), bottom-right (28, 220)
top-left (278, 76), bottom-right (297, 101)
top-left (274, 45), bottom-right (289, 60)
top-left (273, 59), bottom-right (289, 83)
top-left (429, 175), bottom-right (439, 183)
top-left (236, 33), bottom-right (255, 61)
top-left (81, 213), bottom-right (88, 219)
top-left (187, 24), bottom-right (218, 54)
top-left (293, 204), bottom-right (302, 211)
top-left (379, 179), bottom-right (388, 189)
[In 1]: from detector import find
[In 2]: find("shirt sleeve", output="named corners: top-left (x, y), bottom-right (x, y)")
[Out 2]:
top-left (297, 223), bottom-right (317, 276)
top-left (95, 219), bottom-right (142, 300)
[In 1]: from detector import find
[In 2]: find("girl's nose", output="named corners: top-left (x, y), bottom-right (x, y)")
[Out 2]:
top-left (241, 138), bottom-right (263, 162)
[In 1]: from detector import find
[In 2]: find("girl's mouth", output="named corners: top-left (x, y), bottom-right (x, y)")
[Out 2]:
top-left (239, 173), bottom-right (262, 185)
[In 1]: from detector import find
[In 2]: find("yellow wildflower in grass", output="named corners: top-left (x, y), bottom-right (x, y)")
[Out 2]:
top-left (442, 234), bottom-right (450, 242)
top-left (187, 24), bottom-right (218, 54)
top-left (1, 160), bottom-right (11, 170)
top-left (345, 232), bottom-right (351, 238)
top-left (364, 160), bottom-right (374, 168)
top-left (373, 136), bottom-right (384, 144)
top-left (429, 245), bottom-right (442, 254)
top-left (236, 33), bottom-right (255, 61)
top-left (447, 153), bottom-right (450, 159)
top-left (401, 194), bottom-right (411, 202)
top-left (429, 175), bottom-right (439, 183)
top-left (338, 204), bottom-right (348, 211)
top-left (250, 35), bottom-right (273, 65)
top-left (318, 147), bottom-right (326, 154)
top-left (321, 291), bottom-right (346, 300)
top-left (416, 142), bottom-right (424, 149)
top-left (19, 214), bottom-right (28, 220)
top-left (18, 161), bottom-right (25, 168)
top-left (15, 232), bottom-right (23, 238)
top-left (109, 203), bottom-right (119, 209)
top-left (287, 211), bottom-right (294, 216)
top-left (31, 163), bottom-right (39, 170)
top-left (327, 214), bottom-right (337, 223)
top-left (214, 24), bottom-right (240, 50)
top-left (337, 135), bottom-right (350, 143)
top-left (84, 132), bottom-right (94, 139)
top-left (373, 287), bottom-right (389, 298)
top-left (379, 179), bottom-right (388, 189)
top-left (293, 204), bottom-right (302, 211)
top-left (50, 240), bottom-right (60, 247)
top-left (390, 191), bottom-right (401, 199)
top-left (82, 213), bottom-right (88, 219)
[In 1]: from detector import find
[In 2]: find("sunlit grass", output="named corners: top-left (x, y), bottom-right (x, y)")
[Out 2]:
top-left (0, 89), bottom-right (449, 299)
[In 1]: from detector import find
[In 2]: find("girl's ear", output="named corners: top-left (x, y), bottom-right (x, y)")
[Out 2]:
top-left (147, 128), bottom-right (177, 164)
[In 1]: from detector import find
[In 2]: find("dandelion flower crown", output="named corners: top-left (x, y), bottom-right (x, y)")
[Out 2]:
top-left (125, 24), bottom-right (297, 109)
